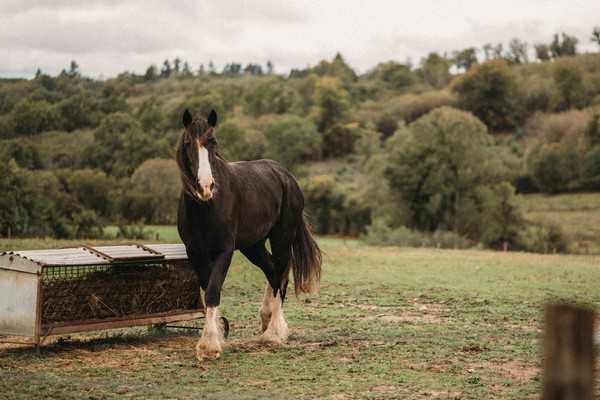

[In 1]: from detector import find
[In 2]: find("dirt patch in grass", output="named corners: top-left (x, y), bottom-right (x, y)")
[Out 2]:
top-left (468, 361), bottom-right (539, 381)
top-left (361, 299), bottom-right (449, 325)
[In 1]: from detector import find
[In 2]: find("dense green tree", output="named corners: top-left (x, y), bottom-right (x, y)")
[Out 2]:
top-left (91, 112), bottom-right (167, 177)
top-left (454, 60), bottom-right (520, 131)
top-left (10, 98), bottom-right (62, 136)
top-left (263, 114), bottom-right (322, 168)
top-left (385, 107), bottom-right (511, 233)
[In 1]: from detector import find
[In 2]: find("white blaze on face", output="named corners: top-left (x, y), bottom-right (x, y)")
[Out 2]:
top-left (196, 140), bottom-right (214, 200)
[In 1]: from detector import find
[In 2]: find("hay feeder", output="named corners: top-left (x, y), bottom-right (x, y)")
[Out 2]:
top-left (0, 243), bottom-right (229, 351)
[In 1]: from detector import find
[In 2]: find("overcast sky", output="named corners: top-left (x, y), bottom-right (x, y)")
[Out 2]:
top-left (1, 0), bottom-right (599, 78)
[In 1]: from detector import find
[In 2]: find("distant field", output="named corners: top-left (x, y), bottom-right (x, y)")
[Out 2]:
top-left (2, 237), bottom-right (600, 399)
top-left (103, 225), bottom-right (181, 242)
top-left (519, 192), bottom-right (600, 254)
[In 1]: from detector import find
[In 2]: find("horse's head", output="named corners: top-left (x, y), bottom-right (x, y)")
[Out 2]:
top-left (177, 109), bottom-right (218, 202)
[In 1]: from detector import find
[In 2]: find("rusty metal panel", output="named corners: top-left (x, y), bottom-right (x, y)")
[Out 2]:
top-left (0, 269), bottom-right (38, 337)
top-left (1, 248), bottom-right (108, 267)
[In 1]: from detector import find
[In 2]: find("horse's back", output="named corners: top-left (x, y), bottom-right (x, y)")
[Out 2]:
top-left (228, 159), bottom-right (303, 247)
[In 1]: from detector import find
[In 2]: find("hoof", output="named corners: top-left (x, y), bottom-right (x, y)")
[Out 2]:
top-left (259, 317), bottom-right (289, 344)
top-left (195, 339), bottom-right (222, 361)
top-left (258, 331), bottom-right (284, 345)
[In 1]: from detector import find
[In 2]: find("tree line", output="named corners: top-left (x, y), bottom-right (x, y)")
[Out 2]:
top-left (1, 27), bottom-right (600, 252)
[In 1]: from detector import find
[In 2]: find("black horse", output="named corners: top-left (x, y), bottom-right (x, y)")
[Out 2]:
top-left (176, 109), bottom-right (321, 361)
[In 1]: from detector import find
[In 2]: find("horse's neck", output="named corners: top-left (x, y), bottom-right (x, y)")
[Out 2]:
top-left (212, 155), bottom-right (232, 181)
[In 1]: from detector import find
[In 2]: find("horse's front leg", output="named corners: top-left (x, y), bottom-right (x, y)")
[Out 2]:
top-left (196, 248), bottom-right (233, 361)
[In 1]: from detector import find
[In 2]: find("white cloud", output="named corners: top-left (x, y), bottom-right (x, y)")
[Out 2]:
top-left (1, 0), bottom-right (599, 78)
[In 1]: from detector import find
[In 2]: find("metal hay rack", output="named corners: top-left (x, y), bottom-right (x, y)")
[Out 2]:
top-left (0, 243), bottom-right (229, 351)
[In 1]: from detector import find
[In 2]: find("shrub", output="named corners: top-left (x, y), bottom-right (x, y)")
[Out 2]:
top-left (362, 218), bottom-right (473, 249)
top-left (300, 174), bottom-right (370, 235)
top-left (116, 224), bottom-right (155, 240)
top-left (516, 221), bottom-right (570, 254)
top-left (528, 143), bottom-right (577, 193)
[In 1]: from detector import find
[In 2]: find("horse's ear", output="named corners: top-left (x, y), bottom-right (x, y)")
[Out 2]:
top-left (183, 109), bottom-right (192, 128)
top-left (207, 109), bottom-right (217, 127)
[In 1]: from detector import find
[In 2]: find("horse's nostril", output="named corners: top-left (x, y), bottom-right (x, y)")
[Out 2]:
top-left (210, 182), bottom-right (215, 191)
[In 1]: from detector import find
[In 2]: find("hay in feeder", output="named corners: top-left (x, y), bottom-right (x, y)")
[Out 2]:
top-left (41, 263), bottom-right (201, 324)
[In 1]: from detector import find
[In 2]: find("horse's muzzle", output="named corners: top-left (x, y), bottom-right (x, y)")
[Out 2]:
top-left (196, 181), bottom-right (215, 201)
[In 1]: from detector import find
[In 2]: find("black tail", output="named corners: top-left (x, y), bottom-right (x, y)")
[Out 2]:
top-left (290, 213), bottom-right (322, 295)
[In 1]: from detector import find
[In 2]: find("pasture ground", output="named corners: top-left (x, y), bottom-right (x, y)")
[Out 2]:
top-left (1, 233), bottom-right (600, 399)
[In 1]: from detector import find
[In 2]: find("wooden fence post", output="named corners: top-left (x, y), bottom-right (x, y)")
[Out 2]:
top-left (543, 303), bottom-right (595, 400)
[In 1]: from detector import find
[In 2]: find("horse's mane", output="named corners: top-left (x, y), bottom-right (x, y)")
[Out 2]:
top-left (175, 134), bottom-right (202, 202)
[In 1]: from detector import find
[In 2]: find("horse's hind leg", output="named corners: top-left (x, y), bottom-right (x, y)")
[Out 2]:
top-left (241, 241), bottom-right (288, 342)
top-left (259, 220), bottom-right (300, 343)
top-left (240, 241), bottom-right (276, 332)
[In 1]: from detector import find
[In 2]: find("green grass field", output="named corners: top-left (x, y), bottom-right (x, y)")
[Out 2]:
top-left (2, 232), bottom-right (600, 399)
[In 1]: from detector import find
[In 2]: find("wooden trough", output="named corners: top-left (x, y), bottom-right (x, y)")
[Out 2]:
top-left (0, 243), bottom-right (228, 351)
